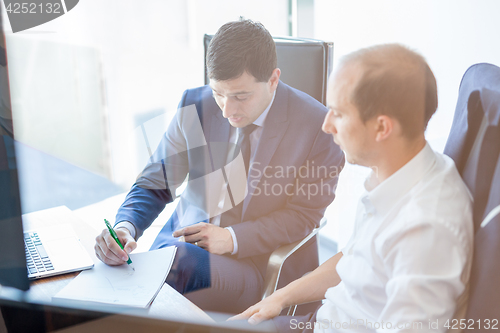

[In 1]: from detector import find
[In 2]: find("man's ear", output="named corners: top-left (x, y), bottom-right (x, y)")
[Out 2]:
top-left (269, 68), bottom-right (281, 90)
top-left (374, 115), bottom-right (394, 142)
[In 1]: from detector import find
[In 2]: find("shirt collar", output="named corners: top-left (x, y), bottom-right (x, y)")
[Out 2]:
top-left (363, 142), bottom-right (436, 216)
top-left (253, 91), bottom-right (276, 127)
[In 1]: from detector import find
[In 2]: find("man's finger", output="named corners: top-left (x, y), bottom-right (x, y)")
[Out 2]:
top-left (248, 312), bottom-right (265, 325)
top-left (183, 234), bottom-right (202, 244)
top-left (123, 240), bottom-right (137, 254)
top-left (96, 239), bottom-right (123, 264)
top-left (172, 227), bottom-right (189, 237)
top-left (227, 307), bottom-right (255, 321)
top-left (95, 242), bottom-right (123, 265)
top-left (173, 224), bottom-right (202, 237)
top-left (118, 231), bottom-right (137, 254)
top-left (227, 313), bottom-right (249, 321)
top-left (102, 231), bottom-right (128, 261)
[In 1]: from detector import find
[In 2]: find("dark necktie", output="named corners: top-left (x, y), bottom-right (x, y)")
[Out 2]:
top-left (236, 124), bottom-right (258, 174)
top-left (220, 124), bottom-right (258, 227)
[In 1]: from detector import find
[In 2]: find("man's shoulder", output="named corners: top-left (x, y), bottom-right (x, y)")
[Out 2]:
top-left (176, 85), bottom-right (219, 119)
top-left (180, 85), bottom-right (213, 105)
top-left (278, 82), bottom-right (328, 125)
top-left (281, 82), bottom-right (328, 112)
top-left (396, 150), bottom-right (473, 241)
top-left (411, 150), bottom-right (470, 210)
top-left (377, 149), bottom-right (473, 262)
top-left (428, 151), bottom-right (471, 202)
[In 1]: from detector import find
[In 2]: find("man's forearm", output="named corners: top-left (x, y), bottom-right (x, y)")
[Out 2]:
top-left (273, 251), bottom-right (343, 307)
top-left (115, 185), bottom-right (172, 239)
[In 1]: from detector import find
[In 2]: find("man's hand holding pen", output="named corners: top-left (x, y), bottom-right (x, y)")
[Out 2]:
top-left (95, 227), bottom-right (137, 266)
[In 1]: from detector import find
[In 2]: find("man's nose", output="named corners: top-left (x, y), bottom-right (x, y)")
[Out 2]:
top-left (221, 97), bottom-right (237, 118)
top-left (322, 111), bottom-right (337, 134)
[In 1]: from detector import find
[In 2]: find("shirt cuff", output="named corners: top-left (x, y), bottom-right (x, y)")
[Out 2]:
top-left (225, 226), bottom-right (238, 255)
top-left (115, 221), bottom-right (137, 239)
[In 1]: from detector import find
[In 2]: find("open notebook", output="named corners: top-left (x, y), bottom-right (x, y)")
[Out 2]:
top-left (54, 246), bottom-right (177, 308)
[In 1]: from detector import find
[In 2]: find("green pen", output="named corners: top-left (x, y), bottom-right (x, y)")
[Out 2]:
top-left (104, 219), bottom-right (135, 271)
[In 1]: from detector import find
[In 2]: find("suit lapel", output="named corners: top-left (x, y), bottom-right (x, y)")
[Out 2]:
top-left (243, 82), bottom-right (290, 217)
top-left (209, 112), bottom-right (230, 142)
top-left (205, 94), bottom-right (231, 171)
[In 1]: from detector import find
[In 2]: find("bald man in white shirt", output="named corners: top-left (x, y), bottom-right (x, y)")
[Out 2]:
top-left (231, 44), bottom-right (473, 333)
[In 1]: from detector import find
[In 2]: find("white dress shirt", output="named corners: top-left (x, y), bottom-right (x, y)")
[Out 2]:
top-left (117, 92), bottom-right (276, 256)
top-left (315, 143), bottom-right (473, 333)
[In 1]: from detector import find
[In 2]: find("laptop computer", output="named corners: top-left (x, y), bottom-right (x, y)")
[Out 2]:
top-left (22, 206), bottom-right (94, 280)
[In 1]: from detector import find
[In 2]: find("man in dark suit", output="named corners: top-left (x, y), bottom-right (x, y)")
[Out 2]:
top-left (94, 19), bottom-right (344, 313)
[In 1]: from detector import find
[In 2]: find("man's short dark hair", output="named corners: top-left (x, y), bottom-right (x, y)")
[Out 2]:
top-left (207, 19), bottom-right (277, 82)
top-left (341, 44), bottom-right (438, 139)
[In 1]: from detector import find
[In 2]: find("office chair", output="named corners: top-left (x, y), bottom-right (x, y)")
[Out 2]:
top-left (443, 63), bottom-right (500, 329)
top-left (261, 217), bottom-right (327, 316)
top-left (203, 35), bottom-right (334, 310)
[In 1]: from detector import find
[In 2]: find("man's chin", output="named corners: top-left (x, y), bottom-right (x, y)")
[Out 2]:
top-left (228, 118), bottom-right (249, 128)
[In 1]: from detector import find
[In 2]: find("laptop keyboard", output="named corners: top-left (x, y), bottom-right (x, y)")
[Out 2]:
top-left (24, 232), bottom-right (54, 275)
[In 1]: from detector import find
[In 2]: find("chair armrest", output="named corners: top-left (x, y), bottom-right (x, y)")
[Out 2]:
top-left (261, 218), bottom-right (327, 300)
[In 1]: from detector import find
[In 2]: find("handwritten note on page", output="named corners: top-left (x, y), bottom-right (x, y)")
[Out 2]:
top-left (54, 246), bottom-right (177, 308)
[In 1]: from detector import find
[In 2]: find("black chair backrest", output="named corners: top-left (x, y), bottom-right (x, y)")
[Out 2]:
top-left (203, 35), bottom-right (333, 106)
top-left (443, 63), bottom-right (500, 329)
top-left (444, 63), bottom-right (500, 231)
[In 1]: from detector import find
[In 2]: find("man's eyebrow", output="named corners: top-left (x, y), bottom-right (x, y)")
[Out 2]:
top-left (230, 91), bottom-right (252, 95)
top-left (210, 87), bottom-right (252, 96)
top-left (327, 105), bottom-right (342, 112)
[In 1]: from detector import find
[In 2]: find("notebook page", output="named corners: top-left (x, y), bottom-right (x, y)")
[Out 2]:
top-left (53, 246), bottom-right (177, 308)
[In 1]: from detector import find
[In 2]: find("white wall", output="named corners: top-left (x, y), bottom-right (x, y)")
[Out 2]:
top-left (314, 0), bottom-right (500, 248)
